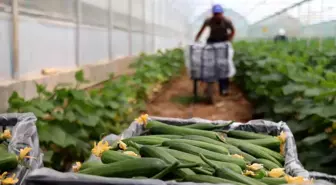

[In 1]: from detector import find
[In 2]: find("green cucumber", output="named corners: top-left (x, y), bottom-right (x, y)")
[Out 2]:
top-left (200, 154), bottom-right (264, 185)
top-left (101, 150), bottom-right (138, 164)
top-left (146, 135), bottom-right (183, 139)
top-left (227, 130), bottom-right (273, 139)
top-left (259, 177), bottom-right (287, 185)
top-left (162, 142), bottom-right (246, 169)
top-left (80, 161), bottom-right (102, 171)
top-left (252, 159), bottom-right (281, 170)
top-left (139, 145), bottom-right (196, 177)
top-left (181, 122), bottom-right (233, 130)
top-left (164, 139), bottom-right (229, 154)
top-left (122, 136), bottom-right (170, 146)
top-left (246, 138), bottom-right (280, 149)
top-left (151, 162), bottom-right (179, 179)
top-left (181, 135), bottom-right (255, 161)
top-left (79, 158), bottom-right (167, 177)
top-left (147, 121), bottom-right (219, 140)
top-left (162, 148), bottom-right (242, 174)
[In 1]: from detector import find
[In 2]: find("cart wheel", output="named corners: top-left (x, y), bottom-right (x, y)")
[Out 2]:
top-left (205, 82), bottom-right (215, 104)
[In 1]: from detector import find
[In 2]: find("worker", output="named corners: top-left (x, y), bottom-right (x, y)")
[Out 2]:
top-left (274, 28), bottom-right (288, 42)
top-left (195, 4), bottom-right (235, 96)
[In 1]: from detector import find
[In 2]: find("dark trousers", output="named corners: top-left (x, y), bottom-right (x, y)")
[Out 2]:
top-left (206, 39), bottom-right (230, 93)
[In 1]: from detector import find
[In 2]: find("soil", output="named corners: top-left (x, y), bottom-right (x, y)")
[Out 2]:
top-left (145, 74), bottom-right (253, 123)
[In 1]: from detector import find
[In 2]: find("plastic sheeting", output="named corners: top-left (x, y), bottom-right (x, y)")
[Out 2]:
top-left (184, 42), bottom-right (236, 82)
top-left (26, 117), bottom-right (334, 185)
top-left (0, 113), bottom-right (43, 185)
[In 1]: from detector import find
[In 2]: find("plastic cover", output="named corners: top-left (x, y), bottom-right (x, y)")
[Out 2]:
top-left (0, 113), bottom-right (43, 185)
top-left (26, 117), bottom-right (334, 185)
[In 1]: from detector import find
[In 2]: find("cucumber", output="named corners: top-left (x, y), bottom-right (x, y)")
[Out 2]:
top-left (147, 121), bottom-right (219, 140)
top-left (80, 161), bottom-right (103, 171)
top-left (139, 145), bottom-right (196, 177)
top-left (164, 139), bottom-right (229, 154)
top-left (200, 154), bottom-right (264, 185)
top-left (101, 150), bottom-right (138, 164)
top-left (252, 159), bottom-right (281, 170)
top-left (122, 136), bottom-right (170, 146)
top-left (147, 135), bottom-right (183, 139)
top-left (181, 122), bottom-right (233, 130)
top-left (162, 142), bottom-right (246, 169)
top-left (238, 144), bottom-right (281, 166)
top-left (125, 146), bottom-right (140, 155)
top-left (259, 177), bottom-right (287, 185)
top-left (151, 162), bottom-right (179, 179)
top-left (230, 137), bottom-right (280, 150)
top-left (0, 154), bottom-right (18, 172)
top-left (227, 130), bottom-right (273, 139)
top-left (184, 175), bottom-right (246, 185)
top-left (191, 167), bottom-right (213, 175)
top-left (225, 138), bottom-right (284, 165)
top-left (79, 158), bottom-right (167, 177)
top-left (181, 135), bottom-right (255, 161)
top-left (162, 148), bottom-right (242, 174)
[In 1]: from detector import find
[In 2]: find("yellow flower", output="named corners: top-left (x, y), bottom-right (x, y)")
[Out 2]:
top-left (0, 172), bottom-right (8, 179)
top-left (280, 143), bottom-right (285, 156)
top-left (72, 162), bottom-right (82, 173)
top-left (325, 127), bottom-right (333, 133)
top-left (268, 168), bottom-right (285, 178)
top-left (135, 114), bottom-right (149, 126)
top-left (123, 151), bottom-right (138, 157)
top-left (285, 175), bottom-right (313, 184)
top-left (231, 154), bottom-right (244, 159)
top-left (247, 163), bottom-right (264, 171)
top-left (18, 147), bottom-right (32, 160)
top-left (332, 122), bottom-right (336, 130)
top-left (277, 131), bottom-right (286, 144)
top-left (1, 173), bottom-right (19, 185)
top-left (243, 170), bottom-right (255, 176)
top-left (92, 141), bottom-right (111, 157)
top-left (118, 140), bottom-right (127, 150)
top-left (1, 130), bottom-right (12, 140)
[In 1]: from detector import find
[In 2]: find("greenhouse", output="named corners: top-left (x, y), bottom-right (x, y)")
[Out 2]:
top-left (0, 0), bottom-right (336, 185)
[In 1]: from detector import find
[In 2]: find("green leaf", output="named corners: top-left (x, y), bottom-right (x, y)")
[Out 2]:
top-left (282, 83), bottom-right (306, 95)
top-left (22, 106), bottom-right (45, 117)
top-left (75, 70), bottom-right (89, 83)
top-left (64, 110), bottom-right (76, 122)
top-left (38, 124), bottom-right (77, 148)
top-left (78, 115), bottom-right (100, 127)
top-left (32, 99), bottom-right (54, 112)
top-left (301, 133), bottom-right (328, 146)
top-left (71, 90), bottom-right (87, 101)
top-left (107, 101), bottom-right (119, 109)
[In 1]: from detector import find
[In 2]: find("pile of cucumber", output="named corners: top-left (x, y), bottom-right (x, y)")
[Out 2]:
top-left (77, 120), bottom-right (308, 185)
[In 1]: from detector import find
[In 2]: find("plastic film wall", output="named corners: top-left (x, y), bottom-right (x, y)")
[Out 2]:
top-left (0, 0), bottom-right (188, 81)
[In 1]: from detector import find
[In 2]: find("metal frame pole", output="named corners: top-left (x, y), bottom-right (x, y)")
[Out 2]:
top-left (152, 0), bottom-right (155, 52)
top-left (11, 0), bottom-right (20, 79)
top-left (128, 0), bottom-right (133, 55)
top-left (319, 0), bottom-right (323, 51)
top-left (143, 0), bottom-right (146, 52)
top-left (108, 0), bottom-right (113, 60)
top-left (75, 0), bottom-right (81, 67)
top-left (306, 1), bottom-right (311, 47)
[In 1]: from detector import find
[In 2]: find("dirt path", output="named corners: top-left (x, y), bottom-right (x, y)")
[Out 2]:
top-left (145, 74), bottom-right (253, 122)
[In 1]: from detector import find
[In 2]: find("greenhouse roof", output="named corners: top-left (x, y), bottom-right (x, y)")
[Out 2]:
top-left (172, 0), bottom-right (336, 25)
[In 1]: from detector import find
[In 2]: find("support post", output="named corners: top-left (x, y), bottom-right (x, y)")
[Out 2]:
top-left (143, 0), bottom-right (146, 52)
top-left (128, 0), bottom-right (132, 55)
top-left (152, 0), bottom-right (155, 52)
top-left (11, 0), bottom-right (19, 79)
top-left (75, 0), bottom-right (82, 67)
top-left (108, 0), bottom-right (113, 60)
